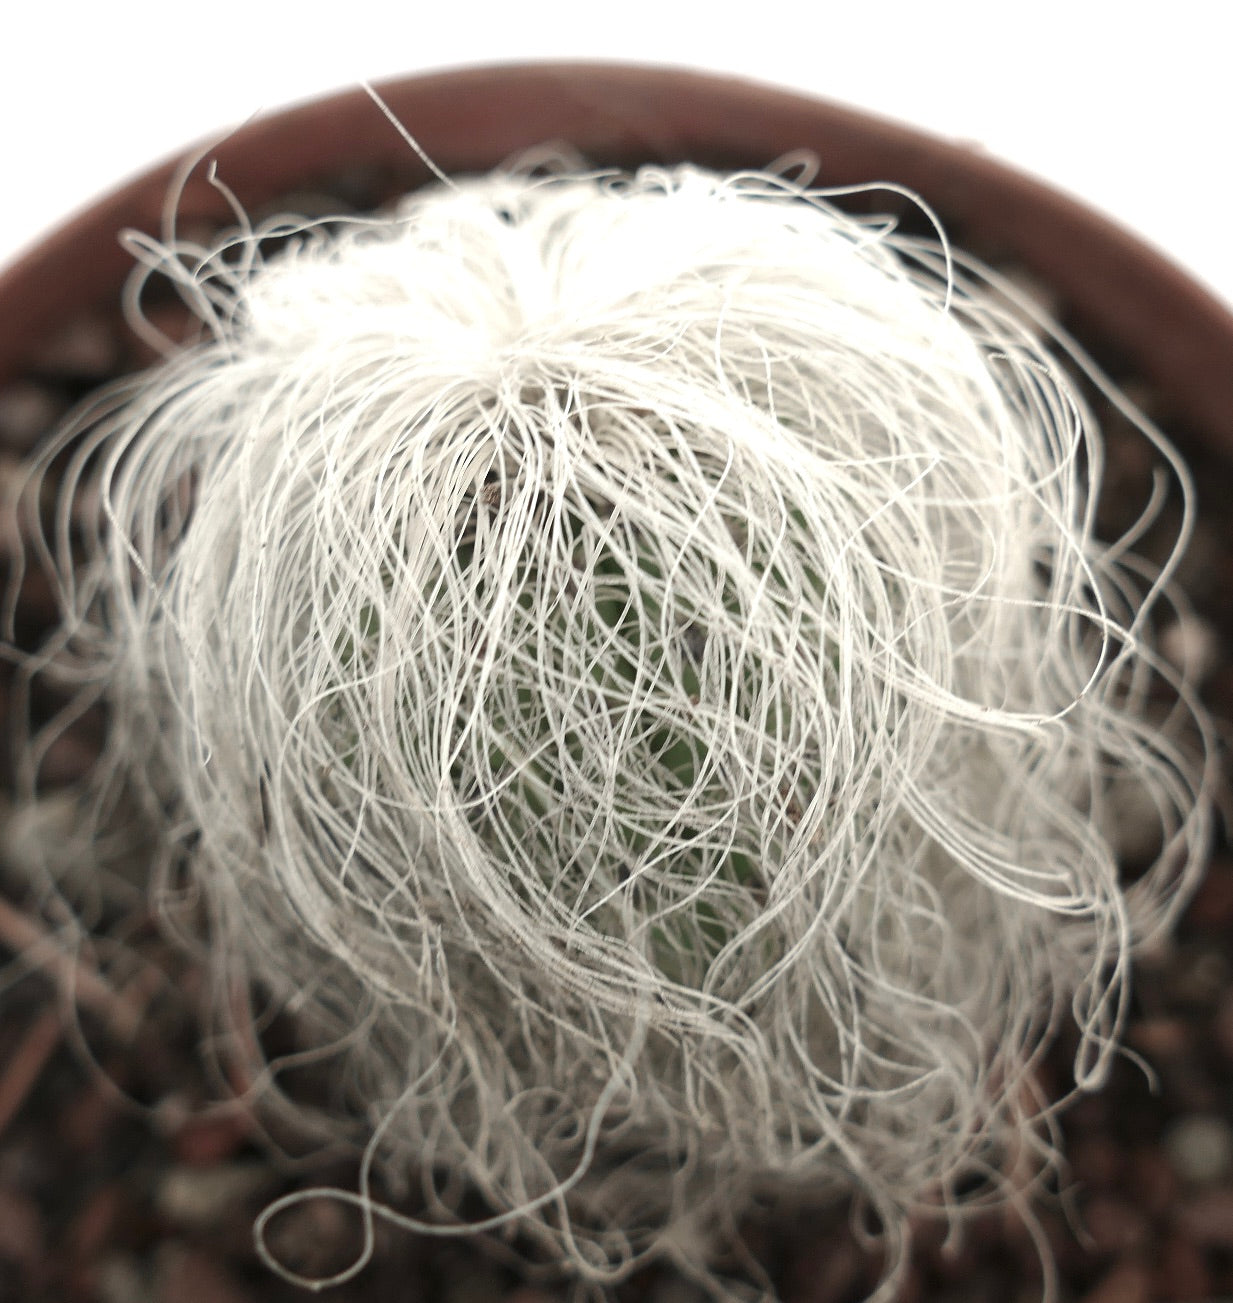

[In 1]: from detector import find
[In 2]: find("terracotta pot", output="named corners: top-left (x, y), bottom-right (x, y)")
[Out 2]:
top-left (2, 62), bottom-right (1231, 1302)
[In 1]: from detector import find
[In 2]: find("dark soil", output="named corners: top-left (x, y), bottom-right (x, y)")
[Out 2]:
top-left (1, 176), bottom-right (1231, 1303)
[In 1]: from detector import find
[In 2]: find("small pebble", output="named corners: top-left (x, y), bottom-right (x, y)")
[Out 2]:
top-left (169, 1105), bottom-right (255, 1166)
top-left (96, 1254), bottom-right (155, 1303)
top-left (0, 382), bottom-right (64, 452)
top-left (1126, 1017), bottom-right (1190, 1059)
top-left (1160, 615), bottom-right (1219, 684)
top-left (156, 1162), bottom-right (274, 1229)
top-left (1163, 1114), bottom-right (1233, 1185)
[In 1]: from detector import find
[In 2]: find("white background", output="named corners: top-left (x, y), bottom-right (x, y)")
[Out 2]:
top-left (2, 0), bottom-right (1230, 309)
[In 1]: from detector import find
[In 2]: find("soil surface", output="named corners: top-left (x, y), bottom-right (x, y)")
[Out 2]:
top-left (1, 179), bottom-right (1231, 1303)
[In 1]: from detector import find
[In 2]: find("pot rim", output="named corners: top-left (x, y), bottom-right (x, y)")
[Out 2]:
top-left (2, 60), bottom-right (1231, 446)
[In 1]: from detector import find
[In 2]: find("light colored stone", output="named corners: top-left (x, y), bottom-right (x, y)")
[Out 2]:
top-left (156, 1162), bottom-right (274, 1228)
top-left (1164, 1114), bottom-right (1233, 1185)
top-left (97, 1255), bottom-right (154, 1303)
top-left (0, 383), bottom-right (64, 451)
top-left (1160, 615), bottom-right (1219, 685)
